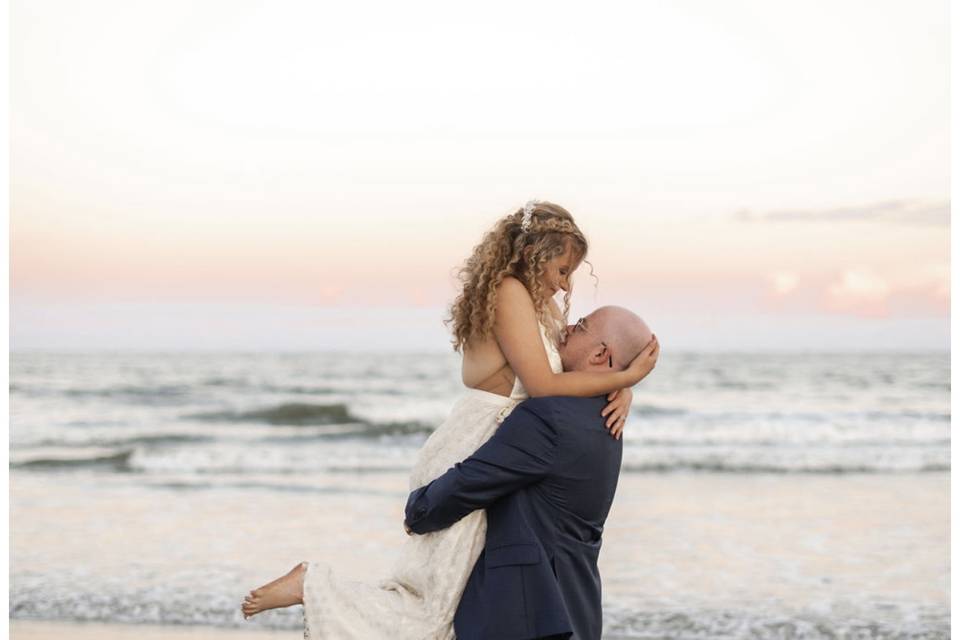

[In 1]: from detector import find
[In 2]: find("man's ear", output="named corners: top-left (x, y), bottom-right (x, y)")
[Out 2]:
top-left (587, 343), bottom-right (609, 366)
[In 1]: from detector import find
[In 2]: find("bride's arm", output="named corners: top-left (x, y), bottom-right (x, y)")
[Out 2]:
top-left (494, 277), bottom-right (642, 398)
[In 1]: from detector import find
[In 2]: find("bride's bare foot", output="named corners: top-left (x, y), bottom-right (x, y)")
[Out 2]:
top-left (241, 561), bottom-right (307, 619)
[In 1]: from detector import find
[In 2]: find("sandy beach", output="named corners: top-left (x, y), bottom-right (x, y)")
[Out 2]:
top-left (10, 470), bottom-right (949, 638)
top-left (10, 619), bottom-right (294, 640)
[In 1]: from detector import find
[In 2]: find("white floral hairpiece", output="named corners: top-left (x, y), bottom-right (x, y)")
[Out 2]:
top-left (521, 199), bottom-right (540, 231)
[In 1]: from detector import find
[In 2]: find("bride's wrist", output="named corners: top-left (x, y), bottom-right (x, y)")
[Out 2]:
top-left (614, 370), bottom-right (635, 389)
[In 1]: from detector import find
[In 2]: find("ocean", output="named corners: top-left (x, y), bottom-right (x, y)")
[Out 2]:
top-left (9, 350), bottom-right (950, 638)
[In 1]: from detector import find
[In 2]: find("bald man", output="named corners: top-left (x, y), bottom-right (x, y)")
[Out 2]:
top-left (405, 306), bottom-right (658, 640)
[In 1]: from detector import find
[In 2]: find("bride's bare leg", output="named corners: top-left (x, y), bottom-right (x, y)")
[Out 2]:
top-left (241, 561), bottom-right (308, 619)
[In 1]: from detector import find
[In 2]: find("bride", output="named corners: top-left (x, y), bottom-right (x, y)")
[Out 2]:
top-left (240, 200), bottom-right (658, 638)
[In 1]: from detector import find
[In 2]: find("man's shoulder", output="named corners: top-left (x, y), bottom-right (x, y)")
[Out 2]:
top-left (517, 395), bottom-right (608, 424)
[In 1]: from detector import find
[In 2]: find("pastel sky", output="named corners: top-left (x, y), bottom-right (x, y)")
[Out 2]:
top-left (10, 0), bottom-right (950, 352)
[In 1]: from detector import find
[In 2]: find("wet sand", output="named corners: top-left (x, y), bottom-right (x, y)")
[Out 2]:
top-left (10, 619), bottom-right (293, 639)
top-left (10, 471), bottom-right (950, 637)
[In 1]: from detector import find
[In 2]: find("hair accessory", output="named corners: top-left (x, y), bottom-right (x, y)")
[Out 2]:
top-left (521, 199), bottom-right (540, 231)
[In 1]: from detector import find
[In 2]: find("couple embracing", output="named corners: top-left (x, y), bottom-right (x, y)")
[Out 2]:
top-left (241, 200), bottom-right (660, 639)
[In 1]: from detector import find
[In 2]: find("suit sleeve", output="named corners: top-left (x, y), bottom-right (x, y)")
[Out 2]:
top-left (404, 400), bottom-right (559, 534)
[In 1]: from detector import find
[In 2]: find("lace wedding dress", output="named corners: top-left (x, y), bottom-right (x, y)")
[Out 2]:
top-left (302, 318), bottom-right (564, 639)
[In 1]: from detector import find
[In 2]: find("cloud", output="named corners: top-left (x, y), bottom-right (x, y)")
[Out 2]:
top-left (826, 268), bottom-right (891, 301)
top-left (766, 271), bottom-right (799, 295)
top-left (819, 267), bottom-right (893, 317)
top-left (732, 198), bottom-right (950, 225)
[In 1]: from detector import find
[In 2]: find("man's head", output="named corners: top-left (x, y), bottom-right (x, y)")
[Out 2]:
top-left (559, 306), bottom-right (653, 372)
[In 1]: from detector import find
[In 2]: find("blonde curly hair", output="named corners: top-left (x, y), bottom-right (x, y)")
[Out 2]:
top-left (445, 201), bottom-right (594, 352)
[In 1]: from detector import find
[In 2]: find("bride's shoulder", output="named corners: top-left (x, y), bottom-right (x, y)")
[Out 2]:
top-left (495, 276), bottom-right (534, 309)
top-left (496, 275), bottom-right (528, 295)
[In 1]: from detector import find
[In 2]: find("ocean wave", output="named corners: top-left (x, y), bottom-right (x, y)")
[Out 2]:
top-left (183, 402), bottom-right (436, 437)
top-left (630, 437), bottom-right (952, 448)
top-left (185, 402), bottom-right (358, 425)
top-left (12, 383), bottom-right (195, 405)
top-left (633, 403), bottom-right (690, 416)
top-left (65, 384), bottom-right (193, 400)
top-left (199, 376), bottom-right (251, 387)
top-left (9, 580), bottom-right (949, 639)
top-left (21, 434), bottom-right (217, 449)
top-left (12, 423), bottom-right (432, 453)
top-left (620, 461), bottom-right (950, 474)
top-left (145, 479), bottom-right (406, 495)
top-left (10, 446), bottom-right (946, 476)
top-left (10, 448), bottom-right (135, 471)
top-left (254, 421), bottom-right (434, 441)
top-left (261, 383), bottom-right (409, 396)
top-left (122, 446), bottom-right (416, 475)
top-left (602, 603), bottom-right (950, 640)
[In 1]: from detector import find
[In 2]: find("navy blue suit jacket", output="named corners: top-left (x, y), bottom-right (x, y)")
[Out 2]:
top-left (404, 395), bottom-right (623, 640)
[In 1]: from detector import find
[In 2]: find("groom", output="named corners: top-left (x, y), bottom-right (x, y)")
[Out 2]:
top-left (404, 305), bottom-right (656, 640)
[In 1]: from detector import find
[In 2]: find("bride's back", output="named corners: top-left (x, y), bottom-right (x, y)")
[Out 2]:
top-left (461, 335), bottom-right (515, 397)
top-left (460, 293), bottom-right (566, 398)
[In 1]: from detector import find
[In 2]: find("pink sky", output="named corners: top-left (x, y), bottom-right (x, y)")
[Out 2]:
top-left (10, 0), bottom-right (950, 351)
